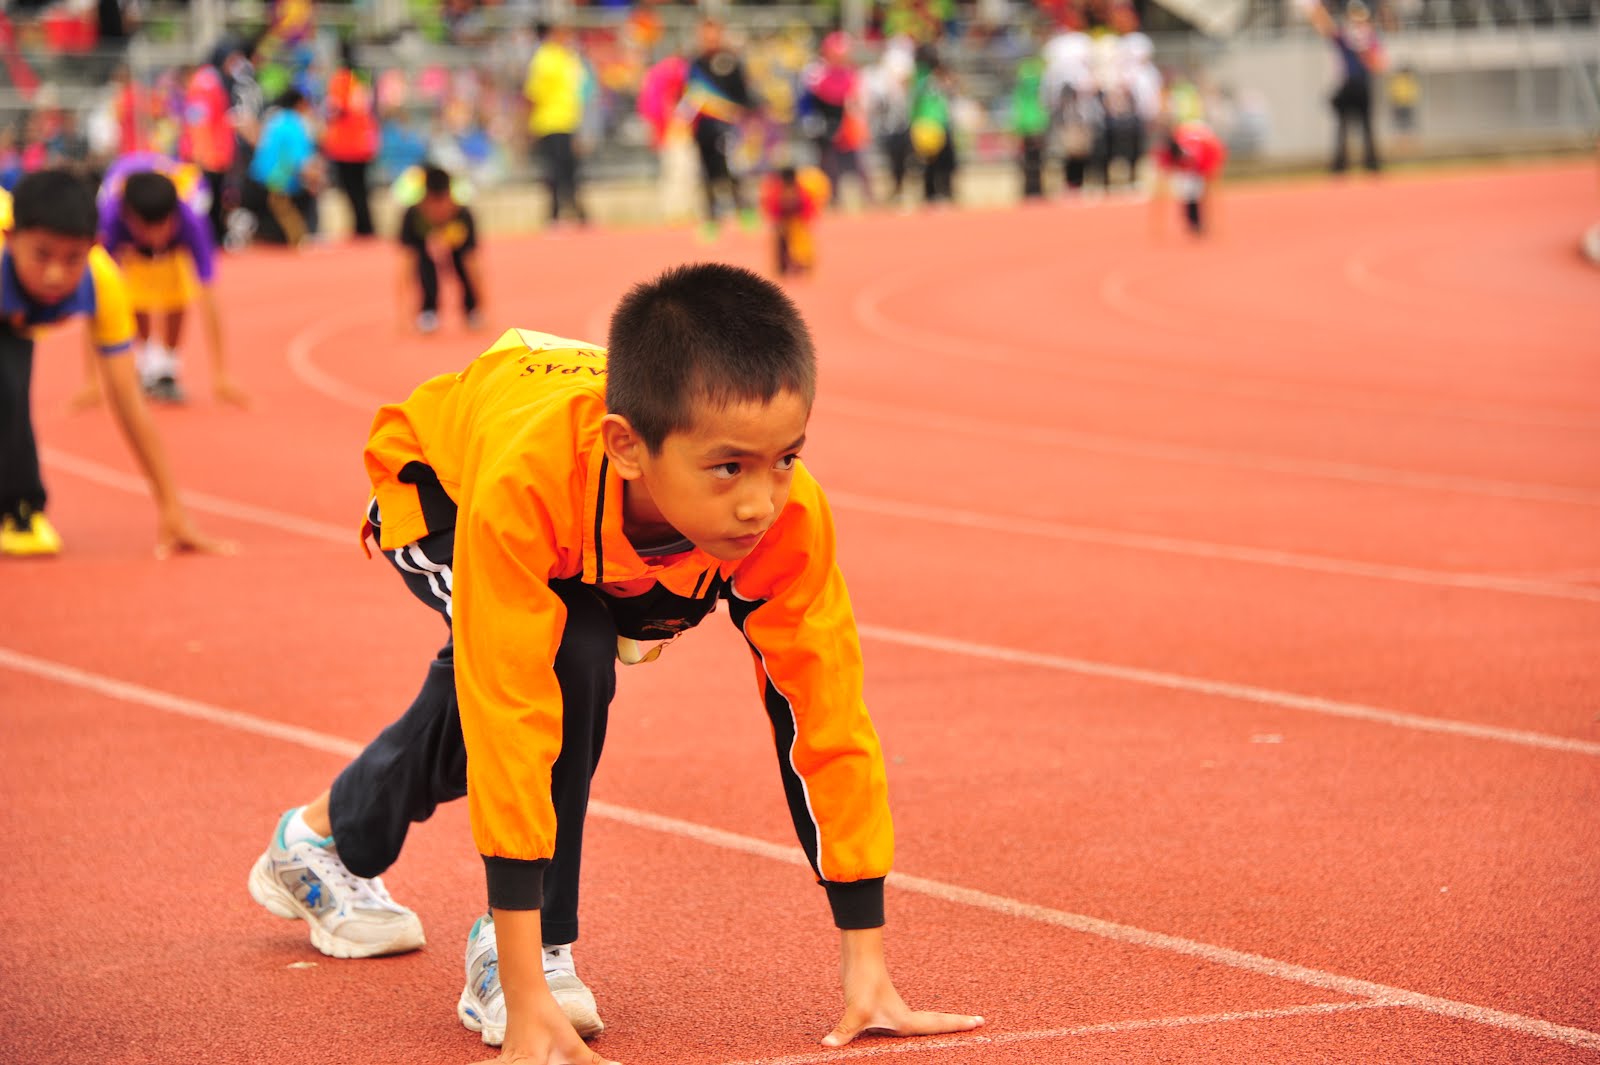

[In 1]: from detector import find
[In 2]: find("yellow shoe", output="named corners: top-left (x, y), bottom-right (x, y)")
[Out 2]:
top-left (1, 511), bottom-right (63, 557)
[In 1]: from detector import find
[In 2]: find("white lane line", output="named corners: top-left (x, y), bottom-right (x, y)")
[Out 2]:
top-left (34, 449), bottom-right (1600, 756)
top-left (282, 302), bottom-right (1600, 504)
top-left (717, 1002), bottom-right (1398, 1065)
top-left (1495, 567), bottom-right (1600, 584)
top-left (3, 646), bottom-right (1597, 1054)
top-left (0, 647), bottom-right (364, 759)
top-left (40, 448), bottom-right (356, 545)
top-left (857, 625), bottom-right (1600, 758)
top-left (852, 264), bottom-right (1600, 434)
top-left (827, 491), bottom-right (1600, 604)
top-left (823, 398), bottom-right (1600, 507)
top-left (1099, 266), bottom-right (1181, 332)
top-left (48, 437), bottom-right (1598, 604)
top-left (284, 309), bottom-right (391, 410)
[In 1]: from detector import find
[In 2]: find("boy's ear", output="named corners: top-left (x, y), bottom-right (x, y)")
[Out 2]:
top-left (600, 413), bottom-right (646, 480)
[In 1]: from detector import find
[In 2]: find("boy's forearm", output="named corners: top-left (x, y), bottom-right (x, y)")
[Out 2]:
top-left (102, 355), bottom-right (183, 510)
top-left (81, 335), bottom-right (100, 387)
top-left (491, 906), bottom-right (555, 1053)
top-left (841, 925), bottom-right (887, 963)
top-left (199, 288), bottom-right (228, 376)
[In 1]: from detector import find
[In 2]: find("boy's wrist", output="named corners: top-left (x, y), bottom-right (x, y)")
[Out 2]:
top-left (823, 876), bottom-right (886, 930)
top-left (483, 855), bottom-right (550, 910)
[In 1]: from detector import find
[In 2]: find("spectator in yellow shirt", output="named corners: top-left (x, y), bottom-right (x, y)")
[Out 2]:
top-left (523, 22), bottom-right (591, 228)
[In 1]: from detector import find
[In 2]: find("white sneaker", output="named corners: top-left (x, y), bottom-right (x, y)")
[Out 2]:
top-left (137, 340), bottom-right (178, 387)
top-left (247, 808), bottom-right (425, 959)
top-left (457, 918), bottom-right (604, 1044)
top-left (547, 945), bottom-right (605, 1039)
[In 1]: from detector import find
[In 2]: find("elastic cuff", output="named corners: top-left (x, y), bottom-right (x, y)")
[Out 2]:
top-left (822, 877), bottom-right (886, 929)
top-left (483, 856), bottom-right (549, 911)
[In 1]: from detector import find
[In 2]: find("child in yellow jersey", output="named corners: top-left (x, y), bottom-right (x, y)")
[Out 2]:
top-left (249, 263), bottom-right (984, 1063)
top-left (0, 169), bottom-right (226, 558)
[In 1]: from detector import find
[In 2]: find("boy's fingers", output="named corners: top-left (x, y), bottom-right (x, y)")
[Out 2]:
top-left (155, 533), bottom-right (237, 559)
top-left (825, 1010), bottom-right (984, 1046)
top-left (821, 1012), bottom-right (867, 1047)
top-left (900, 1010), bottom-right (986, 1037)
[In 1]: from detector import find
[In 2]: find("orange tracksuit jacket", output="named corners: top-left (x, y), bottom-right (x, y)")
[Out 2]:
top-left (363, 329), bottom-right (893, 926)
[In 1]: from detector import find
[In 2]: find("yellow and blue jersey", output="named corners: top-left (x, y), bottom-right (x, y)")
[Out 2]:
top-left (0, 238), bottom-right (137, 356)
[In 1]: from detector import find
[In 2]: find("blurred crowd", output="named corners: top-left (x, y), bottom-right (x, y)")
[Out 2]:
top-left (0, 0), bottom-right (1273, 242)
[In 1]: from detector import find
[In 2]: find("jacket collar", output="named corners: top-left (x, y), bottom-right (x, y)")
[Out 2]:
top-left (579, 437), bottom-right (736, 585)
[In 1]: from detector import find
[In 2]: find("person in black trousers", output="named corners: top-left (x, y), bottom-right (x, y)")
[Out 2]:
top-left (1308, 0), bottom-right (1387, 173)
top-left (396, 166), bottom-right (482, 333)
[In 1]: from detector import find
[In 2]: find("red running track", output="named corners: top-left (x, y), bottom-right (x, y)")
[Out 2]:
top-left (3, 161), bottom-right (1598, 1065)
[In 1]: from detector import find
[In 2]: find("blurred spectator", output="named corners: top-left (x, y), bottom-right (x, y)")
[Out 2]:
top-left (523, 22), bottom-right (590, 228)
top-left (181, 56), bottom-right (236, 245)
top-left (865, 35), bottom-right (916, 204)
top-left (800, 32), bottom-right (873, 207)
top-left (324, 40), bottom-right (380, 238)
top-left (638, 54), bottom-right (698, 223)
top-left (909, 47), bottom-right (958, 204)
top-left (0, 129), bottom-right (21, 191)
top-left (244, 88), bottom-right (322, 246)
top-left (1010, 54), bottom-right (1049, 199)
top-left (94, 0), bottom-right (139, 81)
top-left (1388, 64), bottom-right (1419, 156)
top-left (1305, 0), bottom-right (1387, 173)
top-left (683, 17), bottom-right (759, 237)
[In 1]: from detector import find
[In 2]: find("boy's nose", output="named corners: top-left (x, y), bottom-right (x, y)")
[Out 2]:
top-left (736, 486), bottom-right (775, 523)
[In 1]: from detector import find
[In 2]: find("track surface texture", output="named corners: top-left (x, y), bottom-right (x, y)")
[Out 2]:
top-left (3, 162), bottom-right (1598, 1065)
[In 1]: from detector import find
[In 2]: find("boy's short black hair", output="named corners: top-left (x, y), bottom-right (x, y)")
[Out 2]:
top-left (423, 165), bottom-right (452, 196)
top-left (122, 171), bottom-right (180, 225)
top-left (278, 87), bottom-right (306, 111)
top-left (607, 263), bottom-right (816, 453)
top-left (10, 168), bottom-right (97, 240)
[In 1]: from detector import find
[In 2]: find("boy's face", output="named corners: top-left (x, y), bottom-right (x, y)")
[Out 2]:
top-left (4, 228), bottom-right (93, 306)
top-left (420, 192), bottom-right (455, 225)
top-left (611, 388), bottom-right (810, 562)
top-left (122, 208), bottom-right (178, 251)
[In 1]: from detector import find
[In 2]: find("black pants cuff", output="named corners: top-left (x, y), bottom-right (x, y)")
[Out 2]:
top-left (485, 855), bottom-right (549, 911)
top-left (823, 877), bottom-right (886, 929)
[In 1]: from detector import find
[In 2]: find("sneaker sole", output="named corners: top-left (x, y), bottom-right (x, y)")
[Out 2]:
top-left (555, 991), bottom-right (605, 1039)
top-left (455, 986), bottom-right (604, 1044)
top-left (0, 542), bottom-right (61, 557)
top-left (247, 850), bottom-right (426, 959)
top-left (457, 986), bottom-right (505, 1046)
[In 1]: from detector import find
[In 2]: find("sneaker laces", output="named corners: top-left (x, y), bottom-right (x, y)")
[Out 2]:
top-left (299, 844), bottom-right (409, 915)
top-left (543, 943), bottom-right (576, 977)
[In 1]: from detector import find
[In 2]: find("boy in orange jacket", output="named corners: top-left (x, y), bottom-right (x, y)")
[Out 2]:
top-left (248, 263), bottom-right (983, 1062)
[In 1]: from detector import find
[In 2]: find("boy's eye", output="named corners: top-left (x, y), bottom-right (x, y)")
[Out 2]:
top-left (775, 454), bottom-right (799, 472)
top-left (711, 462), bottom-right (741, 478)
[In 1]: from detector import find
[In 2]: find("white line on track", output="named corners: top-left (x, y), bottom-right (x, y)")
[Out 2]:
top-left (822, 397), bottom-right (1600, 507)
top-left (858, 624), bottom-right (1600, 757)
top-left (826, 490), bottom-right (1600, 603)
top-left (285, 301), bottom-right (1600, 506)
top-left (40, 448), bottom-right (355, 544)
top-left (854, 260), bottom-right (1600, 434)
top-left (284, 308), bottom-right (391, 410)
top-left (716, 1002), bottom-right (1398, 1064)
top-left (36, 448), bottom-right (1600, 756)
top-left (2, 646), bottom-right (1597, 1054)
